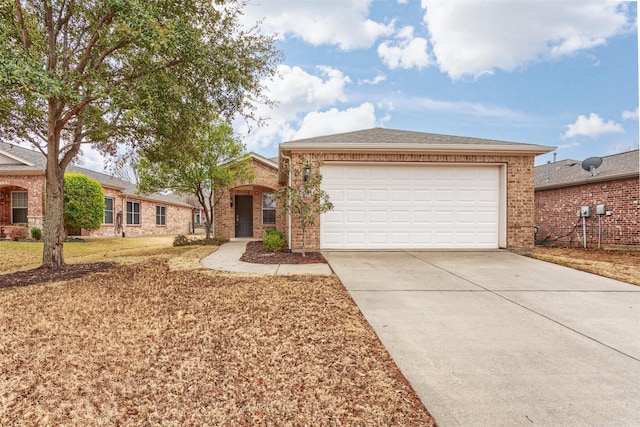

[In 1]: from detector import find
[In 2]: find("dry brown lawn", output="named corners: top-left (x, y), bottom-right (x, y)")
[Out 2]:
top-left (0, 236), bottom-right (180, 274)
top-left (530, 246), bottom-right (640, 286)
top-left (0, 240), bottom-right (434, 426)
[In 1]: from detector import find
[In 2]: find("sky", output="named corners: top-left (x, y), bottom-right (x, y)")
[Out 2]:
top-left (77, 0), bottom-right (639, 171)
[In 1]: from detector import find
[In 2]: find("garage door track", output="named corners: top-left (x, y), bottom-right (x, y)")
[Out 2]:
top-left (324, 251), bottom-right (640, 426)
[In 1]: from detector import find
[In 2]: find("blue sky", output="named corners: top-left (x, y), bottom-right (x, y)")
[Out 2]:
top-left (230, 0), bottom-right (638, 167)
top-left (75, 0), bottom-right (638, 172)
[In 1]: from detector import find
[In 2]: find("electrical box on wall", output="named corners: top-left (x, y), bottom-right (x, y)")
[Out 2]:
top-left (596, 204), bottom-right (606, 215)
top-left (579, 206), bottom-right (591, 217)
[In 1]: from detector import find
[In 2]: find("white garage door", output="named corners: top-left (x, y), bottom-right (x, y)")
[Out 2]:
top-left (321, 164), bottom-right (501, 249)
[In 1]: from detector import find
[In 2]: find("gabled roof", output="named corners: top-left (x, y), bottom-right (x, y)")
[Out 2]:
top-left (250, 152), bottom-right (278, 169)
top-left (0, 141), bottom-right (45, 172)
top-left (0, 141), bottom-right (193, 208)
top-left (534, 150), bottom-right (639, 190)
top-left (279, 127), bottom-right (554, 155)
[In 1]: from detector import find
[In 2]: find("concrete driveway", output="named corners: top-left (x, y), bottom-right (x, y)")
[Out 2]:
top-left (323, 251), bottom-right (640, 426)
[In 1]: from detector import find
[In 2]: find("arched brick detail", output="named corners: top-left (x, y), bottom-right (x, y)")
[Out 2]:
top-left (0, 174), bottom-right (45, 229)
top-left (213, 158), bottom-right (284, 240)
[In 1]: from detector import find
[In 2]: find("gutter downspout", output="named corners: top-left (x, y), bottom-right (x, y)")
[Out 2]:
top-left (280, 151), bottom-right (292, 252)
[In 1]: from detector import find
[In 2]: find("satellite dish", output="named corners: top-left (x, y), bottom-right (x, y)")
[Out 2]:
top-left (581, 157), bottom-right (603, 176)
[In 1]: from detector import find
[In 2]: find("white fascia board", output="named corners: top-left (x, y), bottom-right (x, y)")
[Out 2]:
top-left (279, 142), bottom-right (556, 156)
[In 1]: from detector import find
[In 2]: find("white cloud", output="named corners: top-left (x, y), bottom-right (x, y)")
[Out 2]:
top-left (241, 0), bottom-right (392, 50)
top-left (378, 26), bottom-right (432, 70)
top-left (265, 65), bottom-right (351, 118)
top-left (75, 145), bottom-right (109, 172)
top-left (421, 0), bottom-right (633, 79)
top-left (236, 65), bottom-right (379, 153)
top-left (563, 113), bottom-right (625, 139)
top-left (358, 73), bottom-right (387, 85)
top-left (294, 103), bottom-right (378, 139)
top-left (622, 107), bottom-right (639, 120)
top-left (394, 95), bottom-right (531, 121)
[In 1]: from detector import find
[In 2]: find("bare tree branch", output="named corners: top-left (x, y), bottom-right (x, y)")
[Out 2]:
top-left (13, 0), bottom-right (31, 50)
top-left (74, 10), bottom-right (115, 77)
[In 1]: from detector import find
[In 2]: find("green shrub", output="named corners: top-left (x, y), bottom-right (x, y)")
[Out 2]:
top-left (30, 227), bottom-right (42, 240)
top-left (263, 229), bottom-right (285, 252)
top-left (63, 173), bottom-right (106, 232)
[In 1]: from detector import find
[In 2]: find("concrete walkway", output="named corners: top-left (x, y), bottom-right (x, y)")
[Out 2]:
top-left (324, 250), bottom-right (640, 427)
top-left (200, 239), bottom-right (333, 275)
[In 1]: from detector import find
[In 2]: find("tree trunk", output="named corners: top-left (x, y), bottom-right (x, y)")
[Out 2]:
top-left (42, 144), bottom-right (66, 268)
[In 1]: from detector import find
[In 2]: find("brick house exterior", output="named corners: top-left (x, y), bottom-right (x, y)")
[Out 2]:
top-left (278, 128), bottom-right (553, 252)
top-left (213, 154), bottom-right (285, 241)
top-left (534, 150), bottom-right (639, 247)
top-left (0, 141), bottom-right (194, 238)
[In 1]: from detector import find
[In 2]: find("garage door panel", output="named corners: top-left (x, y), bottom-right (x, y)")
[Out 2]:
top-left (369, 210), bottom-right (388, 223)
top-left (369, 189), bottom-right (388, 201)
top-left (346, 211), bottom-right (366, 224)
top-left (391, 210), bottom-right (410, 223)
top-left (413, 189), bottom-right (433, 201)
top-left (413, 210), bottom-right (433, 223)
top-left (321, 164), bottom-right (500, 249)
top-left (323, 210), bottom-right (344, 224)
top-left (346, 231), bottom-right (366, 244)
top-left (391, 189), bottom-right (410, 201)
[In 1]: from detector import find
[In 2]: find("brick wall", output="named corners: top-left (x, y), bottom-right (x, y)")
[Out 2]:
top-left (214, 159), bottom-right (285, 241)
top-left (0, 174), bottom-right (45, 229)
top-left (282, 152), bottom-right (536, 252)
top-left (535, 177), bottom-right (640, 247)
top-left (1, 174), bottom-right (192, 238)
top-left (85, 194), bottom-right (192, 237)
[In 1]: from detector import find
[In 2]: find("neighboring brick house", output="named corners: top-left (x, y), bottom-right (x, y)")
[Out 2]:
top-left (534, 150), bottom-right (639, 248)
top-left (0, 141), bottom-right (194, 238)
top-left (277, 128), bottom-right (553, 252)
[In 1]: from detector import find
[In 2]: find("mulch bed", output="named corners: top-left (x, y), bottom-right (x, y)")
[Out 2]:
top-left (0, 262), bottom-right (116, 289)
top-left (240, 240), bottom-right (327, 264)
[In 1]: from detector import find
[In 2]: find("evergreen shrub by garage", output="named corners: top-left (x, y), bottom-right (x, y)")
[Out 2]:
top-left (263, 229), bottom-right (285, 252)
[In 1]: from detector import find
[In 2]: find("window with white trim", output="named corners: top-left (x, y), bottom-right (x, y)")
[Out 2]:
top-left (126, 201), bottom-right (140, 225)
top-left (11, 191), bottom-right (28, 224)
top-left (156, 205), bottom-right (166, 226)
top-left (262, 193), bottom-right (276, 225)
top-left (104, 197), bottom-right (114, 224)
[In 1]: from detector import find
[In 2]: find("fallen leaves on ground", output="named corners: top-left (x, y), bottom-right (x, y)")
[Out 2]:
top-left (530, 247), bottom-right (640, 286)
top-left (0, 260), bottom-right (435, 426)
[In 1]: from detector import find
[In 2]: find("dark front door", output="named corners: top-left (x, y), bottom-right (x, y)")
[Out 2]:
top-left (235, 195), bottom-right (253, 237)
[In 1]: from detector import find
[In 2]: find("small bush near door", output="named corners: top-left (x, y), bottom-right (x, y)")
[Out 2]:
top-left (263, 229), bottom-right (285, 252)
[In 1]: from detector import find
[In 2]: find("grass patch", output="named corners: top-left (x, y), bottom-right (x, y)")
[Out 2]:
top-left (530, 246), bottom-right (640, 286)
top-left (0, 236), bottom-right (200, 274)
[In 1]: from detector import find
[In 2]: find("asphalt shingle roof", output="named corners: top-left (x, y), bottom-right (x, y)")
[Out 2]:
top-left (280, 127), bottom-right (553, 153)
top-left (534, 150), bottom-right (639, 190)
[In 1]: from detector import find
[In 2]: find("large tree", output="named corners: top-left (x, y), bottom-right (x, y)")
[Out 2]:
top-left (136, 119), bottom-right (254, 240)
top-left (0, 0), bottom-right (280, 267)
